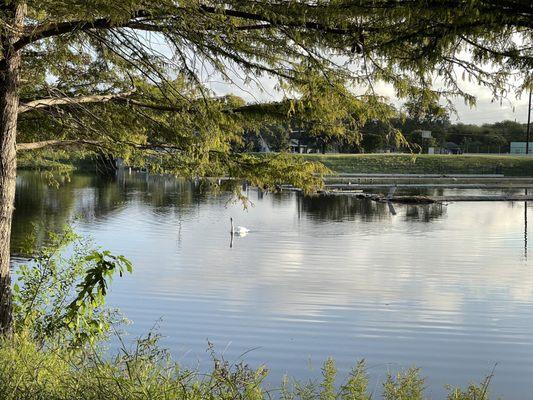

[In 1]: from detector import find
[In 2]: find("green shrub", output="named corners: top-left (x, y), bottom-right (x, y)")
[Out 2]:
top-left (13, 226), bottom-right (132, 348)
top-left (0, 339), bottom-right (499, 400)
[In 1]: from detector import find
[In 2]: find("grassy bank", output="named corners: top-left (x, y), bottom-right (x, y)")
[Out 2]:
top-left (17, 150), bottom-right (533, 178)
top-left (301, 154), bottom-right (533, 176)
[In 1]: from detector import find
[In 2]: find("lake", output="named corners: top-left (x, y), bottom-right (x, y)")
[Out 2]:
top-left (11, 170), bottom-right (533, 399)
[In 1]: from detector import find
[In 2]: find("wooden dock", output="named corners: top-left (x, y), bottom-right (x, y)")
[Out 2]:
top-left (325, 183), bottom-right (533, 190)
top-left (320, 173), bottom-right (533, 203)
top-left (327, 173), bottom-right (506, 178)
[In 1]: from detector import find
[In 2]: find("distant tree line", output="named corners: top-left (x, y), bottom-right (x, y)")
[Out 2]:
top-left (245, 97), bottom-right (530, 154)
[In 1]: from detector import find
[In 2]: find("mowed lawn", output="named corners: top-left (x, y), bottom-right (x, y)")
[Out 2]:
top-left (300, 153), bottom-right (533, 176)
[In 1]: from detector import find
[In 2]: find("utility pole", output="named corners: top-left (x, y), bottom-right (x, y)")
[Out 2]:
top-left (525, 189), bottom-right (528, 261)
top-left (527, 87), bottom-right (532, 155)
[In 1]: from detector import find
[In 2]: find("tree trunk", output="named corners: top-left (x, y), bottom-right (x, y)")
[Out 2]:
top-left (0, 2), bottom-right (26, 335)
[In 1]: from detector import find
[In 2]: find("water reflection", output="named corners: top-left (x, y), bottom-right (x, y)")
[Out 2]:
top-left (14, 171), bottom-right (453, 253)
top-left (10, 171), bottom-right (533, 400)
top-left (12, 171), bottom-right (207, 254)
top-left (298, 194), bottom-right (394, 222)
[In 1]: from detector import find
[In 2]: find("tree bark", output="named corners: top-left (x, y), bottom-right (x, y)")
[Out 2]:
top-left (0, 2), bottom-right (26, 335)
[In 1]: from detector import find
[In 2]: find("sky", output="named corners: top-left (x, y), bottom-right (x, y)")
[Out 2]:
top-left (449, 86), bottom-right (531, 125)
top-left (436, 75), bottom-right (532, 124)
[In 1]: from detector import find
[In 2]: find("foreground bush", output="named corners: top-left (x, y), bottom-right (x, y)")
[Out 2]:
top-left (0, 334), bottom-right (496, 400)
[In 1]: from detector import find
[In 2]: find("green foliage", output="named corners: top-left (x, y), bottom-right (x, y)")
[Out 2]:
top-left (340, 361), bottom-right (371, 400)
top-left (12, 226), bottom-right (132, 348)
top-left (383, 368), bottom-right (425, 400)
top-left (0, 338), bottom-right (502, 400)
top-left (290, 72), bottom-right (398, 147)
top-left (447, 385), bottom-right (490, 400)
top-left (446, 372), bottom-right (494, 400)
top-left (63, 250), bottom-right (132, 347)
top-left (0, 332), bottom-right (270, 400)
top-left (403, 96), bottom-right (450, 128)
top-left (227, 153), bottom-right (330, 194)
top-left (17, 149), bottom-right (96, 172)
top-left (320, 358), bottom-right (338, 400)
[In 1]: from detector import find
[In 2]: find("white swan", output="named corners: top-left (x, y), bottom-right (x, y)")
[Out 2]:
top-left (230, 217), bottom-right (250, 235)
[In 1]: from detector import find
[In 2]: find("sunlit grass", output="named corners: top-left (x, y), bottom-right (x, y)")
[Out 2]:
top-left (0, 334), bottom-right (497, 400)
top-left (301, 153), bottom-right (533, 176)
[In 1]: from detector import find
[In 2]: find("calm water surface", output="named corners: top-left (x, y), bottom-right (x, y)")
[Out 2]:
top-left (12, 171), bottom-right (533, 399)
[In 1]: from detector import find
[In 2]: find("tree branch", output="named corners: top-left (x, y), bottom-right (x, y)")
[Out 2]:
top-left (18, 91), bottom-right (135, 114)
top-left (15, 10), bottom-right (154, 51)
top-left (16, 139), bottom-right (101, 151)
top-left (117, 98), bottom-right (290, 117)
top-left (14, 5), bottom-right (359, 51)
top-left (16, 138), bottom-right (183, 152)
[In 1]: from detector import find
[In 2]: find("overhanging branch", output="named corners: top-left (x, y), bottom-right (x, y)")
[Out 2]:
top-left (121, 98), bottom-right (289, 116)
top-left (16, 139), bottom-right (101, 151)
top-left (19, 91), bottom-right (135, 114)
top-left (14, 5), bottom-right (360, 51)
top-left (15, 10), bottom-right (153, 51)
top-left (16, 138), bottom-right (184, 152)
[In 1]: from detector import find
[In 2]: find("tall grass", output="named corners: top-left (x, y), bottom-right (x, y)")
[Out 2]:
top-left (0, 333), bottom-right (497, 400)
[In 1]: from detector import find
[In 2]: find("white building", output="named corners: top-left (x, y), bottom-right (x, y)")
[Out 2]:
top-left (510, 142), bottom-right (533, 155)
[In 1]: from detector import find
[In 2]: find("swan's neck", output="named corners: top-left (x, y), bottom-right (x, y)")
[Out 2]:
top-left (230, 219), bottom-right (234, 233)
